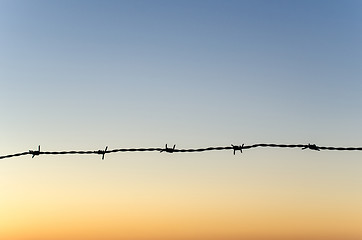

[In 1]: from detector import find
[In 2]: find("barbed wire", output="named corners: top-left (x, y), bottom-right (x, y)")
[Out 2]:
top-left (1, 143), bottom-right (362, 160)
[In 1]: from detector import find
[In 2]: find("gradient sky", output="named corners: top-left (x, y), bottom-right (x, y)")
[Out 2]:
top-left (1, 1), bottom-right (362, 239)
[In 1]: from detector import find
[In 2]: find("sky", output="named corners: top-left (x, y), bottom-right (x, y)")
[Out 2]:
top-left (0, 0), bottom-right (362, 239)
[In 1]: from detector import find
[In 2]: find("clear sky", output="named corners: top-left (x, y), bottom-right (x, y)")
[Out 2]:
top-left (1, 0), bottom-right (362, 239)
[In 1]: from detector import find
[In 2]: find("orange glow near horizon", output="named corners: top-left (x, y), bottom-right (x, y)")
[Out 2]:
top-left (1, 153), bottom-right (362, 240)
top-left (2, 174), bottom-right (361, 240)
top-left (2, 209), bottom-right (361, 240)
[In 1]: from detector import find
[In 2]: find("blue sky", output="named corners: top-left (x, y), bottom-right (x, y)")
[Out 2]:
top-left (1, 1), bottom-right (362, 238)
top-left (1, 0), bottom-right (362, 150)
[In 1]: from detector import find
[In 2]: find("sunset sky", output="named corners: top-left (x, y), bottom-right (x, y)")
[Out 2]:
top-left (1, 1), bottom-right (362, 239)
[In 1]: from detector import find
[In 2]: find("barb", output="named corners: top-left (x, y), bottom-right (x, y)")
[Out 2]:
top-left (97, 146), bottom-right (108, 160)
top-left (29, 145), bottom-right (41, 158)
top-left (1, 143), bottom-right (362, 160)
top-left (232, 144), bottom-right (244, 155)
top-left (160, 144), bottom-right (176, 153)
top-left (302, 143), bottom-right (320, 151)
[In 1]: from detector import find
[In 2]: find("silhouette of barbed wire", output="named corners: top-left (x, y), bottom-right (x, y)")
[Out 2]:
top-left (1, 143), bottom-right (362, 160)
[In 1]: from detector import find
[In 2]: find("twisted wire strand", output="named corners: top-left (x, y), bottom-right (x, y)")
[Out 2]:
top-left (1, 143), bottom-right (362, 160)
top-left (0, 152), bottom-right (29, 159)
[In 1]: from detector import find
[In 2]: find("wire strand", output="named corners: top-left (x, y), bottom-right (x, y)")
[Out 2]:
top-left (1, 143), bottom-right (362, 160)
